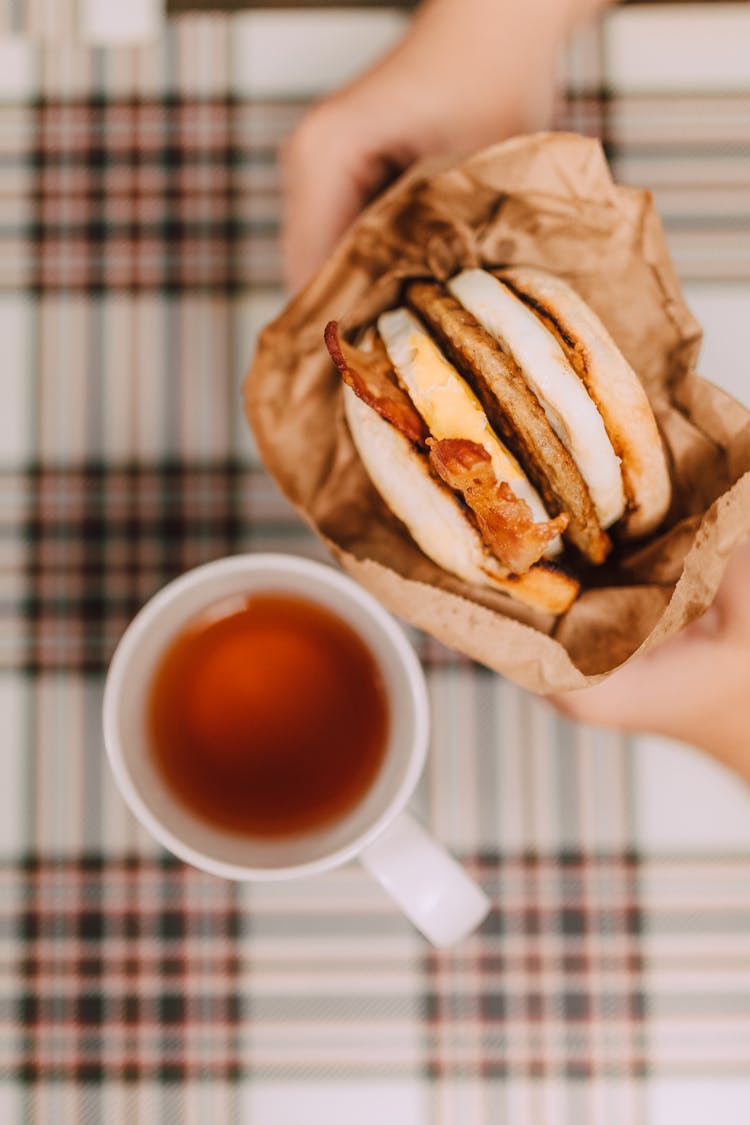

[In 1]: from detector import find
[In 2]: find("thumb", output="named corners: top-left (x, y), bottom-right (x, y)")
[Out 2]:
top-left (280, 107), bottom-right (394, 294)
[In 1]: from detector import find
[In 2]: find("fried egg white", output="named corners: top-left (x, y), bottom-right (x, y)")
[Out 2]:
top-left (448, 269), bottom-right (625, 529)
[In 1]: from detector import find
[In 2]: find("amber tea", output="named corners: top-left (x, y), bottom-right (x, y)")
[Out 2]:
top-left (147, 593), bottom-right (390, 837)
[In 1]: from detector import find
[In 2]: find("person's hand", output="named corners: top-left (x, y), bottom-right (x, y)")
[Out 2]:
top-left (549, 541), bottom-right (750, 783)
top-left (281, 0), bottom-right (750, 788)
top-left (281, 0), bottom-right (610, 292)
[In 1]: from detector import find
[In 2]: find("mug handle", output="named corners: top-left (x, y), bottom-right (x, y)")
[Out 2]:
top-left (359, 811), bottom-right (490, 947)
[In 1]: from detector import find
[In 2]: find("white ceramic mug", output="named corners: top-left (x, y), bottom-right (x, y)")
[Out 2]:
top-left (103, 553), bottom-right (489, 947)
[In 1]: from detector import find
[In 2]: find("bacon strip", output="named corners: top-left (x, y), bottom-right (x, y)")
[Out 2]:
top-left (324, 321), bottom-right (428, 447)
top-left (429, 438), bottom-right (569, 574)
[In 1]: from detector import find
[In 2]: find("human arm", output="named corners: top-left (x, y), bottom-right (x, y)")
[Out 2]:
top-left (281, 0), bottom-right (613, 292)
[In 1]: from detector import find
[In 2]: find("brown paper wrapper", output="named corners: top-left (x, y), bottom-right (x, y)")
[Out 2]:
top-left (244, 133), bottom-right (750, 693)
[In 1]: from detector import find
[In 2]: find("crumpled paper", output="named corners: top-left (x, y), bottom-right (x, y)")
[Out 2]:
top-left (244, 133), bottom-right (750, 692)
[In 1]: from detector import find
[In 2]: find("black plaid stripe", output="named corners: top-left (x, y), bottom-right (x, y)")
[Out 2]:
top-left (10, 856), bottom-right (243, 1084)
top-left (1, 86), bottom-right (747, 296)
top-left (4, 852), bottom-right (649, 1084)
top-left (424, 853), bottom-right (647, 1084)
top-left (11, 462), bottom-right (325, 674)
top-left (1, 9), bottom-right (748, 1122)
top-left (5, 461), bottom-right (463, 675)
top-left (22, 96), bottom-right (293, 295)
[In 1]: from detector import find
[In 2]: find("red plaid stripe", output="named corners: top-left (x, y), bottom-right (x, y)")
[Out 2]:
top-left (3, 853), bottom-right (648, 1084)
top-left (1, 88), bottom-right (747, 295)
top-left (11, 856), bottom-right (242, 1083)
top-left (19, 97), bottom-right (307, 294)
top-left (425, 854), bottom-right (646, 1083)
top-left (31, 98), bottom-right (249, 293)
top-left (1, 11), bottom-right (749, 1123)
top-left (2, 463), bottom-right (466, 674)
top-left (10, 463), bottom-right (329, 673)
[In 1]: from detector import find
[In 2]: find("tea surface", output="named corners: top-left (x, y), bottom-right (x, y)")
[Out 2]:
top-left (147, 593), bottom-right (390, 836)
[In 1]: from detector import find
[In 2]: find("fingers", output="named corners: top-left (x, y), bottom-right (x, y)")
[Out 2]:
top-left (549, 538), bottom-right (750, 730)
top-left (547, 615), bottom-right (712, 729)
top-left (280, 111), bottom-right (354, 293)
top-left (280, 103), bottom-right (397, 294)
top-left (711, 537), bottom-right (750, 636)
top-left (547, 661), bottom-right (650, 730)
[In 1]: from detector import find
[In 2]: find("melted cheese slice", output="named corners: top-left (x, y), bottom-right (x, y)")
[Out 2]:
top-left (377, 307), bottom-right (555, 539)
top-left (448, 269), bottom-right (625, 529)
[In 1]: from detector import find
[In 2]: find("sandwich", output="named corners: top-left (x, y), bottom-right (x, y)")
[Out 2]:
top-left (324, 267), bottom-right (672, 616)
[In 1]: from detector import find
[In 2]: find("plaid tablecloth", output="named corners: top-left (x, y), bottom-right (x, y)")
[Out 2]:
top-left (1, 5), bottom-right (750, 1124)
